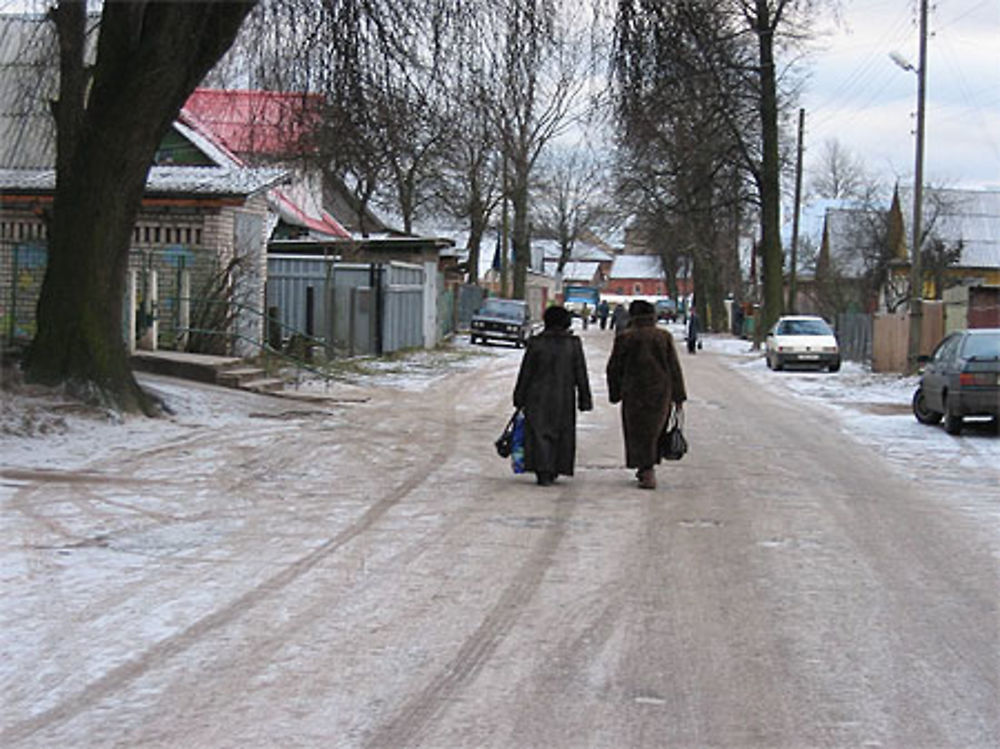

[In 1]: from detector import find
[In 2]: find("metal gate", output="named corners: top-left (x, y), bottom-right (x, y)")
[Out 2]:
top-left (266, 256), bottom-right (426, 356)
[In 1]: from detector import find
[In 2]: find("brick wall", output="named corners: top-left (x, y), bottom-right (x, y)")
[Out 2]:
top-left (1, 198), bottom-right (271, 354)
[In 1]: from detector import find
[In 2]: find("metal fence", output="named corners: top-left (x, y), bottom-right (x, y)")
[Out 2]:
top-left (455, 284), bottom-right (486, 331)
top-left (835, 312), bottom-right (872, 363)
top-left (266, 256), bottom-right (426, 356)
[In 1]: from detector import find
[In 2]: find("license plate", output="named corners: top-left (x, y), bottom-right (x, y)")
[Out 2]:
top-left (798, 354), bottom-right (819, 361)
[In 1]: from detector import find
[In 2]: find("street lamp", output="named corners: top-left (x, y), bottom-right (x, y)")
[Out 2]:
top-left (890, 0), bottom-right (928, 373)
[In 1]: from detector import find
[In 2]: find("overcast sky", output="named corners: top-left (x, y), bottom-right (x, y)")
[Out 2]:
top-left (799, 0), bottom-right (999, 192)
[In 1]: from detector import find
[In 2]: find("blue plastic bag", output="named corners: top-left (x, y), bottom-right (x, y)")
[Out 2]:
top-left (510, 411), bottom-right (526, 474)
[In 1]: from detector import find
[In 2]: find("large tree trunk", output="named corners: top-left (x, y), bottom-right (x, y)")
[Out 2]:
top-left (25, 1), bottom-right (255, 413)
top-left (755, 0), bottom-right (784, 333)
top-left (511, 160), bottom-right (530, 300)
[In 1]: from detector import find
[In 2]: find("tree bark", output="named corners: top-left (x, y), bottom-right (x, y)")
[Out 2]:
top-left (755, 0), bottom-right (785, 332)
top-left (26, 1), bottom-right (256, 413)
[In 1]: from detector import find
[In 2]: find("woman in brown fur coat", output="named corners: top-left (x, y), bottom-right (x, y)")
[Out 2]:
top-left (605, 299), bottom-right (687, 489)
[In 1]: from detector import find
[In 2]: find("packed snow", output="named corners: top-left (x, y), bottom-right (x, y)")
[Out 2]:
top-left (3, 325), bottom-right (998, 504)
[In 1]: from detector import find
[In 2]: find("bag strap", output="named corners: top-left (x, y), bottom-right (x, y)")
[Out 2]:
top-left (505, 408), bottom-right (521, 429)
top-left (668, 405), bottom-right (685, 431)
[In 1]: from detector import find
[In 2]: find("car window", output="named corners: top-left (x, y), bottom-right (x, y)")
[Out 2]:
top-left (481, 300), bottom-right (525, 320)
top-left (777, 319), bottom-right (832, 336)
top-left (933, 335), bottom-right (961, 363)
top-left (962, 333), bottom-right (1000, 360)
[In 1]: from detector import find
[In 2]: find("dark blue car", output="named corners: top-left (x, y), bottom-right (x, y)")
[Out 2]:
top-left (912, 328), bottom-right (1000, 435)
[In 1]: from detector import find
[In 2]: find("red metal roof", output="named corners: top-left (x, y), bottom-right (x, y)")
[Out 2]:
top-left (180, 89), bottom-right (349, 239)
top-left (183, 89), bottom-right (322, 159)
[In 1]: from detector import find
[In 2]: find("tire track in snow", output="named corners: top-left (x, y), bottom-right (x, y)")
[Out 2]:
top-left (363, 489), bottom-right (578, 749)
top-left (0, 378), bottom-right (466, 747)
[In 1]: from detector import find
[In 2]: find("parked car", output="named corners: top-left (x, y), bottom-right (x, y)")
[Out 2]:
top-left (765, 315), bottom-right (841, 372)
top-left (470, 298), bottom-right (534, 347)
top-left (912, 328), bottom-right (1000, 435)
top-left (655, 299), bottom-right (678, 322)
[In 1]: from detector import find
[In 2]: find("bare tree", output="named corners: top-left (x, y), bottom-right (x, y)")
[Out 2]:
top-left (613, 0), bottom-right (820, 334)
top-left (612, 1), bottom-right (754, 329)
top-left (495, 1), bottom-right (586, 299)
top-left (808, 138), bottom-right (867, 200)
top-left (532, 142), bottom-right (613, 273)
top-left (435, 74), bottom-right (504, 284)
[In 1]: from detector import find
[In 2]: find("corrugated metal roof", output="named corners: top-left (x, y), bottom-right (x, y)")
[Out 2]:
top-left (897, 187), bottom-right (1000, 268)
top-left (609, 254), bottom-right (664, 279)
top-left (0, 14), bottom-right (60, 168)
top-left (183, 89), bottom-right (322, 159)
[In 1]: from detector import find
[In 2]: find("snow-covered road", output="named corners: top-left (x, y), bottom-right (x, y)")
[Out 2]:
top-left (2, 326), bottom-right (997, 748)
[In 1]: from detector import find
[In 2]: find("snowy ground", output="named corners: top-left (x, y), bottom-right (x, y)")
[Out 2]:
top-left (0, 327), bottom-right (1000, 482)
top-left (3, 324), bottom-right (998, 503)
top-left (2, 327), bottom-right (998, 748)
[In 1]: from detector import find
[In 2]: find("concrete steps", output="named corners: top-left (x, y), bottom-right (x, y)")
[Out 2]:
top-left (131, 350), bottom-right (286, 395)
top-left (216, 366), bottom-right (285, 393)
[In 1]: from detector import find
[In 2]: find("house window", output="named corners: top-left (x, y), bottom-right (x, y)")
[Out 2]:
top-left (634, 283), bottom-right (641, 294)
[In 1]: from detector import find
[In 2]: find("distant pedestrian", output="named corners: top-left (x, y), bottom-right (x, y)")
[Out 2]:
top-left (686, 308), bottom-right (700, 353)
top-left (606, 299), bottom-right (687, 490)
top-left (598, 299), bottom-right (610, 330)
top-left (513, 305), bottom-right (593, 486)
top-left (610, 303), bottom-right (630, 336)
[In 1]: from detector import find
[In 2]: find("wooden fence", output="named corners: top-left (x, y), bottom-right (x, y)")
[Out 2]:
top-left (871, 302), bottom-right (945, 372)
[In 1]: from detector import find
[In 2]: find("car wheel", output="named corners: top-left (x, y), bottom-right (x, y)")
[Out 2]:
top-left (765, 353), bottom-right (773, 369)
top-left (912, 387), bottom-right (942, 425)
top-left (772, 355), bottom-right (783, 371)
top-left (943, 394), bottom-right (963, 435)
top-left (470, 335), bottom-right (478, 345)
top-left (828, 358), bottom-right (841, 373)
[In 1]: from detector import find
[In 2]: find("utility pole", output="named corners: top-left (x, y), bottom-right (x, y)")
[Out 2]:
top-left (501, 152), bottom-right (510, 299)
top-left (788, 108), bottom-right (805, 314)
top-left (907, 0), bottom-right (929, 372)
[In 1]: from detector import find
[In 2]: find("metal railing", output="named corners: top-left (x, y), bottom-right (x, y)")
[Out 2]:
top-left (168, 296), bottom-right (333, 389)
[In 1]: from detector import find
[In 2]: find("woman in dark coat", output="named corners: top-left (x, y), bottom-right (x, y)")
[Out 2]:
top-left (513, 305), bottom-right (593, 486)
top-left (606, 299), bottom-right (687, 489)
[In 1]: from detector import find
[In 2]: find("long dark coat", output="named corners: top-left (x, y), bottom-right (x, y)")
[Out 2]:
top-left (513, 329), bottom-right (593, 476)
top-left (606, 313), bottom-right (687, 468)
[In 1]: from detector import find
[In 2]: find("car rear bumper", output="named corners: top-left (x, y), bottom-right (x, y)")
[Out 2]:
top-left (954, 388), bottom-right (1000, 417)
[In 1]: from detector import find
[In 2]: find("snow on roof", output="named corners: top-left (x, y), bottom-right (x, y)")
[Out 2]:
top-left (270, 189), bottom-right (350, 239)
top-left (782, 198), bottom-right (861, 250)
top-left (542, 260), bottom-right (600, 282)
top-left (897, 186), bottom-right (1000, 269)
top-left (0, 165), bottom-right (288, 197)
top-left (537, 238), bottom-right (614, 262)
top-left (822, 208), bottom-right (876, 278)
top-left (609, 254), bottom-right (664, 279)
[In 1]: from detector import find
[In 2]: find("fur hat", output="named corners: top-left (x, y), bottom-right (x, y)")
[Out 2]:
top-left (543, 305), bottom-right (572, 330)
top-left (628, 299), bottom-right (655, 317)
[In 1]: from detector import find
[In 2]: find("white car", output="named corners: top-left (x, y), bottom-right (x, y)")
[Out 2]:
top-left (765, 315), bottom-right (841, 372)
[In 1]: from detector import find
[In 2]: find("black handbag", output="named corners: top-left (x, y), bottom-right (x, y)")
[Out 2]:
top-left (495, 409), bottom-right (520, 458)
top-left (659, 407), bottom-right (688, 461)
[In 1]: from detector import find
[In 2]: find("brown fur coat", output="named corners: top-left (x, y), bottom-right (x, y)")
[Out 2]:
top-left (606, 313), bottom-right (687, 468)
